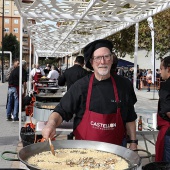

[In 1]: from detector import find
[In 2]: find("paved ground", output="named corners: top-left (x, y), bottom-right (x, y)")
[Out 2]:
top-left (0, 82), bottom-right (159, 169)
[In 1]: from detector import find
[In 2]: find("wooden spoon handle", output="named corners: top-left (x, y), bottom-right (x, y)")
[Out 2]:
top-left (49, 138), bottom-right (55, 156)
top-left (49, 138), bottom-right (52, 145)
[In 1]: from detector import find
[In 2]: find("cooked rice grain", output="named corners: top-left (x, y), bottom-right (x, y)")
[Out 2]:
top-left (27, 148), bottom-right (129, 170)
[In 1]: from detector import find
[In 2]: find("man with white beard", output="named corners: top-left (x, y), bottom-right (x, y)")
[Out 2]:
top-left (42, 39), bottom-right (138, 150)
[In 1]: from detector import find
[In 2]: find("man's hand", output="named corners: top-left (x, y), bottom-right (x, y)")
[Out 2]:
top-left (166, 112), bottom-right (170, 118)
top-left (42, 123), bottom-right (56, 140)
top-left (129, 143), bottom-right (137, 150)
top-left (42, 112), bottom-right (63, 140)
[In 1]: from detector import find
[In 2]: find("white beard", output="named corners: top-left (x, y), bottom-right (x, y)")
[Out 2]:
top-left (97, 65), bottom-right (109, 76)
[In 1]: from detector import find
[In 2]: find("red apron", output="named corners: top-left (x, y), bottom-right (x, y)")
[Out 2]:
top-left (74, 74), bottom-right (125, 145)
top-left (33, 72), bottom-right (42, 91)
top-left (155, 114), bottom-right (170, 161)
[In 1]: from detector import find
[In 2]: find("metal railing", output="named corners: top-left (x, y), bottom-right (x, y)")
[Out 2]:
top-left (140, 76), bottom-right (161, 90)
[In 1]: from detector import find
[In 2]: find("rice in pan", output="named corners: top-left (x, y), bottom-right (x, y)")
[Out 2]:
top-left (27, 148), bottom-right (129, 170)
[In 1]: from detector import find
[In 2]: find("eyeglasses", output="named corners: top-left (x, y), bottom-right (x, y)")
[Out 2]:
top-left (92, 54), bottom-right (112, 63)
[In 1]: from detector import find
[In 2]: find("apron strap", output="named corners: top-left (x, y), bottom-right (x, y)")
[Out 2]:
top-left (111, 76), bottom-right (120, 113)
top-left (86, 74), bottom-right (94, 110)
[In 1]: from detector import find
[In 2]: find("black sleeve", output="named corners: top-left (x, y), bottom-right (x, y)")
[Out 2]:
top-left (54, 82), bottom-right (84, 121)
top-left (158, 93), bottom-right (170, 122)
top-left (125, 84), bottom-right (137, 122)
top-left (22, 69), bottom-right (27, 83)
top-left (58, 74), bottom-right (66, 86)
top-left (120, 76), bottom-right (137, 123)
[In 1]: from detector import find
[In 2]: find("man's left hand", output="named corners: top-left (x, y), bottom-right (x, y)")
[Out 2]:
top-left (129, 143), bottom-right (137, 150)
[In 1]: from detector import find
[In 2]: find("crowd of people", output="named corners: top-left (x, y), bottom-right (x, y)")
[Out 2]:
top-left (4, 39), bottom-right (170, 163)
top-left (117, 66), bottom-right (161, 91)
top-left (29, 64), bottom-right (60, 91)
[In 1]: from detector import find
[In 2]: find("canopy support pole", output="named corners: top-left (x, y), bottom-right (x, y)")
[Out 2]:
top-left (19, 17), bottom-right (23, 141)
top-left (28, 38), bottom-right (32, 92)
top-left (133, 23), bottom-right (139, 90)
top-left (147, 17), bottom-right (156, 100)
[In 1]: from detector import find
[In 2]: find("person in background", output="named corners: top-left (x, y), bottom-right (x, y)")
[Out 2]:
top-left (142, 69), bottom-right (147, 77)
top-left (146, 69), bottom-right (152, 92)
top-left (125, 67), bottom-right (133, 83)
top-left (31, 63), bottom-right (36, 69)
top-left (47, 65), bottom-right (59, 81)
top-left (44, 64), bottom-right (51, 76)
top-left (156, 69), bottom-right (161, 90)
top-left (5, 58), bottom-right (20, 119)
top-left (156, 56), bottom-right (170, 162)
top-left (6, 60), bottom-right (27, 122)
top-left (156, 69), bottom-right (160, 79)
top-left (54, 66), bottom-right (61, 75)
top-left (119, 66), bottom-right (125, 76)
top-left (30, 64), bottom-right (45, 91)
top-left (136, 67), bottom-right (142, 90)
top-left (58, 55), bottom-right (89, 90)
top-left (42, 39), bottom-right (138, 150)
top-left (6, 58), bottom-right (20, 81)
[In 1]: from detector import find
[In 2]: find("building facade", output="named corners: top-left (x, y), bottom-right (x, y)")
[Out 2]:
top-left (0, 0), bottom-right (31, 63)
top-left (0, 0), bottom-right (20, 41)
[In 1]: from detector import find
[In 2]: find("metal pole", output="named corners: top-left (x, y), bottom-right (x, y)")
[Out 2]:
top-left (133, 23), bottom-right (139, 90)
top-left (1, 0), bottom-right (4, 83)
top-left (152, 33), bottom-right (156, 99)
top-left (28, 38), bottom-right (32, 92)
top-left (147, 17), bottom-right (155, 99)
top-left (0, 51), bottom-right (12, 67)
top-left (19, 16), bottom-right (23, 141)
top-left (66, 55), bottom-right (69, 69)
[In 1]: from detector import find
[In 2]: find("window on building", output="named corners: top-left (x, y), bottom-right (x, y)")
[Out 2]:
top-left (5, 1), bottom-right (10, 5)
top-left (14, 10), bottom-right (19, 15)
top-left (14, 28), bottom-right (18, 33)
top-left (5, 9), bottom-right (9, 14)
top-left (4, 28), bottom-right (9, 32)
top-left (14, 19), bottom-right (18, 24)
top-left (23, 29), bottom-right (27, 33)
top-left (23, 38), bottom-right (28, 42)
top-left (5, 19), bottom-right (9, 24)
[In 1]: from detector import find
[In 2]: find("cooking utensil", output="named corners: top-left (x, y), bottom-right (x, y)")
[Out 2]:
top-left (19, 140), bottom-right (141, 170)
top-left (34, 101), bottom-right (58, 110)
top-left (48, 138), bottom-right (55, 156)
top-left (1, 140), bottom-right (142, 170)
top-left (37, 87), bottom-right (59, 93)
top-left (35, 93), bottom-right (63, 102)
top-left (143, 162), bottom-right (170, 170)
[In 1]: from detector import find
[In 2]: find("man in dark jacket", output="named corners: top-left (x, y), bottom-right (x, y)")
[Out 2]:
top-left (6, 60), bottom-right (27, 121)
top-left (58, 55), bottom-right (89, 90)
top-left (6, 58), bottom-right (20, 81)
top-left (156, 56), bottom-right (170, 162)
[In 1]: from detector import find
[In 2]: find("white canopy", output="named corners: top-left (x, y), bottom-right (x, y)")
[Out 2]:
top-left (14, 0), bottom-right (170, 57)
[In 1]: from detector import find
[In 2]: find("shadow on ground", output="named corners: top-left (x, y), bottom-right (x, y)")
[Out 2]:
top-left (0, 136), bottom-right (19, 145)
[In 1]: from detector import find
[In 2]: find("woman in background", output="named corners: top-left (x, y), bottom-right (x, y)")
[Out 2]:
top-left (146, 69), bottom-right (152, 92)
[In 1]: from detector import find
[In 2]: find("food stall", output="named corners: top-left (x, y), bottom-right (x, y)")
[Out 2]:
top-left (33, 86), bottom-right (66, 121)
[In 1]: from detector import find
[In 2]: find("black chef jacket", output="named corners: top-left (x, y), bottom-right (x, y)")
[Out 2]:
top-left (54, 74), bottom-right (137, 130)
top-left (158, 77), bottom-right (170, 135)
top-left (58, 64), bottom-right (89, 90)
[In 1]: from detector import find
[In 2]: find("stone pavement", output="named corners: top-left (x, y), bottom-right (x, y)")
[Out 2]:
top-left (0, 82), bottom-right (159, 169)
top-left (0, 82), bottom-right (22, 169)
